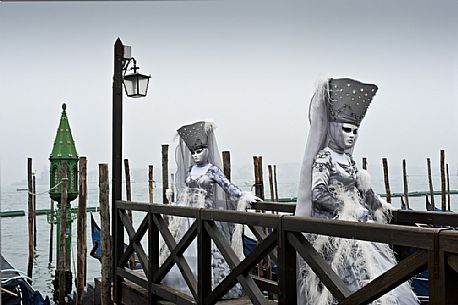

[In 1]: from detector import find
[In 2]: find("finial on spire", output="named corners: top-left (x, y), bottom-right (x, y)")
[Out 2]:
top-left (62, 103), bottom-right (67, 112)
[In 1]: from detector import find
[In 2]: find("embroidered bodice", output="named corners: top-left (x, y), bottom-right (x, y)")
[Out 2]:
top-left (182, 163), bottom-right (242, 208)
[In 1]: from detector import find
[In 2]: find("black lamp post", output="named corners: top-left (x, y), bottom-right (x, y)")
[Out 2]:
top-left (112, 38), bottom-right (150, 303)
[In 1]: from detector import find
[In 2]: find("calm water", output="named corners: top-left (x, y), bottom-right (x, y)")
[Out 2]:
top-left (1, 173), bottom-right (457, 301)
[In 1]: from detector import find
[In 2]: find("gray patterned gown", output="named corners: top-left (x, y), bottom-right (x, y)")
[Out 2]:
top-left (161, 164), bottom-right (244, 299)
top-left (298, 147), bottom-right (419, 305)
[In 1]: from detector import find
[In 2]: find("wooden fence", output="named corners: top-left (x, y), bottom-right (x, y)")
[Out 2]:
top-left (112, 200), bottom-right (458, 305)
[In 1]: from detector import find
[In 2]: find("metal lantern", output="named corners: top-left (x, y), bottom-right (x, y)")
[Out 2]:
top-left (49, 103), bottom-right (79, 204)
top-left (123, 60), bottom-right (151, 98)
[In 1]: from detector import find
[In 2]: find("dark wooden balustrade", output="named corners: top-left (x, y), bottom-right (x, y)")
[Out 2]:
top-left (113, 200), bottom-right (458, 305)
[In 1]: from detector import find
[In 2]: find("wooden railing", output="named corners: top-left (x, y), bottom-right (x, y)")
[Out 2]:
top-left (113, 200), bottom-right (458, 305)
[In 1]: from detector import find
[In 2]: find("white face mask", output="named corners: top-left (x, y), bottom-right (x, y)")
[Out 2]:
top-left (340, 123), bottom-right (358, 149)
top-left (191, 147), bottom-right (209, 166)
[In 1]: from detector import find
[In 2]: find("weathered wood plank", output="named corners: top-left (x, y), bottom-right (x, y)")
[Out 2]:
top-left (206, 231), bottom-right (278, 304)
top-left (204, 221), bottom-right (269, 305)
top-left (282, 216), bottom-right (437, 249)
top-left (119, 213), bottom-right (149, 267)
top-left (120, 210), bottom-right (149, 276)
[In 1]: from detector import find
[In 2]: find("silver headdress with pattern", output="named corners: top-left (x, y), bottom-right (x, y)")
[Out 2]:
top-left (327, 78), bottom-right (378, 126)
top-left (177, 121), bottom-right (210, 151)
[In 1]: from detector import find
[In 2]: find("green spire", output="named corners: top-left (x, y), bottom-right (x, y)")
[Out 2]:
top-left (50, 103), bottom-right (78, 160)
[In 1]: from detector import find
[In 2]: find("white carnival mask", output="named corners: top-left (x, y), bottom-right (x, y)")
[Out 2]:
top-left (341, 123), bottom-right (358, 149)
top-left (191, 147), bottom-right (209, 166)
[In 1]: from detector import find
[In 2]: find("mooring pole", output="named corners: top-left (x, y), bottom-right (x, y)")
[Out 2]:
top-left (58, 161), bottom-right (68, 305)
top-left (100, 164), bottom-right (113, 305)
top-left (446, 163), bottom-right (451, 211)
top-left (27, 158), bottom-right (33, 279)
top-left (77, 156), bottom-right (87, 305)
top-left (124, 159), bottom-right (133, 220)
top-left (148, 165), bottom-right (154, 204)
top-left (402, 159), bottom-right (410, 209)
top-left (49, 199), bottom-right (54, 264)
top-left (268, 165), bottom-right (275, 201)
top-left (33, 174), bottom-right (37, 249)
top-left (440, 150), bottom-right (446, 211)
top-left (222, 151), bottom-right (231, 181)
top-left (273, 165), bottom-right (279, 202)
top-left (382, 158), bottom-right (391, 203)
top-left (362, 157), bottom-right (367, 170)
top-left (162, 144), bottom-right (169, 204)
top-left (427, 158), bottom-right (435, 210)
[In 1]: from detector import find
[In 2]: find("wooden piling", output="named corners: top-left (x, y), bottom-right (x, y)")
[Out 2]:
top-left (33, 174), bottom-right (36, 249)
top-left (124, 159), bottom-right (133, 220)
top-left (58, 161), bottom-right (68, 305)
top-left (77, 157), bottom-right (87, 305)
top-left (268, 165), bottom-right (275, 201)
top-left (362, 157), bottom-right (367, 170)
top-left (446, 163), bottom-right (451, 211)
top-left (99, 163), bottom-right (112, 305)
top-left (162, 144), bottom-right (169, 204)
top-left (222, 151), bottom-right (231, 181)
top-left (382, 158), bottom-right (391, 203)
top-left (27, 158), bottom-right (33, 279)
top-left (148, 165), bottom-right (154, 204)
top-left (427, 158), bottom-right (435, 210)
top-left (273, 165), bottom-right (279, 201)
top-left (440, 150), bottom-right (446, 211)
top-left (49, 199), bottom-right (54, 264)
top-left (402, 159), bottom-right (410, 209)
top-left (253, 156), bottom-right (265, 200)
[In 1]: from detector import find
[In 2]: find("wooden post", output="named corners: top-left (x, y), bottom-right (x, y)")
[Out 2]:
top-left (148, 165), bottom-right (154, 204)
top-left (124, 159), bottom-right (133, 220)
top-left (77, 157), bottom-right (87, 305)
top-left (362, 157), bottom-right (367, 170)
top-left (222, 151), bottom-right (231, 181)
top-left (402, 159), bottom-right (410, 209)
top-left (49, 199), bottom-right (54, 264)
top-left (253, 156), bottom-right (265, 200)
top-left (162, 144), bottom-right (169, 204)
top-left (253, 156), bottom-right (266, 279)
top-left (33, 174), bottom-right (37, 249)
top-left (268, 165), bottom-right (275, 201)
top-left (170, 173), bottom-right (175, 202)
top-left (99, 164), bottom-right (112, 305)
top-left (440, 150), bottom-right (446, 211)
top-left (427, 158), bottom-right (435, 210)
top-left (446, 164), bottom-right (451, 211)
top-left (27, 158), bottom-right (33, 279)
top-left (382, 158), bottom-right (391, 203)
top-left (58, 161), bottom-right (68, 305)
top-left (273, 165), bottom-right (279, 201)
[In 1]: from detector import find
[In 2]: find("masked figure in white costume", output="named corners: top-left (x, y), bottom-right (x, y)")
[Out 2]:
top-left (295, 78), bottom-right (419, 305)
top-left (161, 121), bottom-right (259, 299)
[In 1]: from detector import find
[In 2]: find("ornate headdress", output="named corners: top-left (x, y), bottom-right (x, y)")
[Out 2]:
top-left (177, 121), bottom-right (211, 151)
top-left (327, 78), bottom-right (378, 126)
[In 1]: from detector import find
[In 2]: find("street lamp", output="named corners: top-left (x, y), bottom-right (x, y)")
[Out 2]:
top-left (123, 58), bottom-right (151, 98)
top-left (112, 38), bottom-right (150, 303)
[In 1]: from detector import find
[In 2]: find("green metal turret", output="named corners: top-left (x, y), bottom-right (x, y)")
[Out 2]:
top-left (49, 103), bottom-right (79, 204)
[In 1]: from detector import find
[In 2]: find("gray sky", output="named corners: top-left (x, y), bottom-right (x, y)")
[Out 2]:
top-left (1, 0), bottom-right (457, 185)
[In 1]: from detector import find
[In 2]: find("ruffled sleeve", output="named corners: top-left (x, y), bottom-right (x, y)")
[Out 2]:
top-left (207, 165), bottom-right (242, 201)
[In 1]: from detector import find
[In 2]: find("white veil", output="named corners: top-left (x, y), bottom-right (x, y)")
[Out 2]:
top-left (295, 80), bottom-right (330, 217)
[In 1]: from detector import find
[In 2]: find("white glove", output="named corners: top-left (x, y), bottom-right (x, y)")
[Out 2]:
top-left (356, 207), bottom-right (369, 222)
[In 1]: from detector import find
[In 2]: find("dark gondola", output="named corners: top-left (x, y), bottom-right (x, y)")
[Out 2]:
top-left (1, 255), bottom-right (49, 305)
